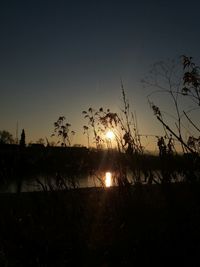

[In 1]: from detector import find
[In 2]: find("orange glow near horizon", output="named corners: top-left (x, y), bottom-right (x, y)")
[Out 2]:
top-left (105, 172), bottom-right (112, 187)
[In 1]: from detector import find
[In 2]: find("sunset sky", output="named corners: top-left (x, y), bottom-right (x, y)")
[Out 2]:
top-left (1, 0), bottom-right (200, 149)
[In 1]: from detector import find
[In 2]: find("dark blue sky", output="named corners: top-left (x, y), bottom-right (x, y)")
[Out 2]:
top-left (1, 0), bottom-right (200, 147)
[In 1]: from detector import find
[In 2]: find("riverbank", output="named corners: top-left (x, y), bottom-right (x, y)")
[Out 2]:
top-left (0, 183), bottom-right (200, 266)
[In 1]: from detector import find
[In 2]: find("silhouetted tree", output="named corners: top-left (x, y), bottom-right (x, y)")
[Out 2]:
top-left (144, 56), bottom-right (200, 154)
top-left (19, 129), bottom-right (26, 147)
top-left (0, 130), bottom-right (14, 144)
top-left (143, 56), bottom-right (200, 183)
top-left (182, 55), bottom-right (200, 105)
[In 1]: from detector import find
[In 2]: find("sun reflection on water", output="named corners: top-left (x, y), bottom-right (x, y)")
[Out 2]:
top-left (105, 172), bottom-right (112, 187)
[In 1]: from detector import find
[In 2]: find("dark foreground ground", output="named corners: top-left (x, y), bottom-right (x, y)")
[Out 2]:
top-left (0, 184), bottom-right (200, 266)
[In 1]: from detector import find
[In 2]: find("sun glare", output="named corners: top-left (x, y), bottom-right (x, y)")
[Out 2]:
top-left (105, 172), bottom-right (112, 187)
top-left (106, 130), bottom-right (114, 140)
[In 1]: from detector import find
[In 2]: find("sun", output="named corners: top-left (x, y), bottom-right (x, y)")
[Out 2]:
top-left (106, 130), bottom-right (115, 140)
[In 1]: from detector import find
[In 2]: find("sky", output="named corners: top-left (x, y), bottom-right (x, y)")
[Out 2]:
top-left (1, 0), bottom-right (200, 149)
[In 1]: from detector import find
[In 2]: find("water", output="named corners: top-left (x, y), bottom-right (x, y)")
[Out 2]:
top-left (2, 169), bottom-right (186, 193)
top-left (4, 174), bottom-right (106, 193)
